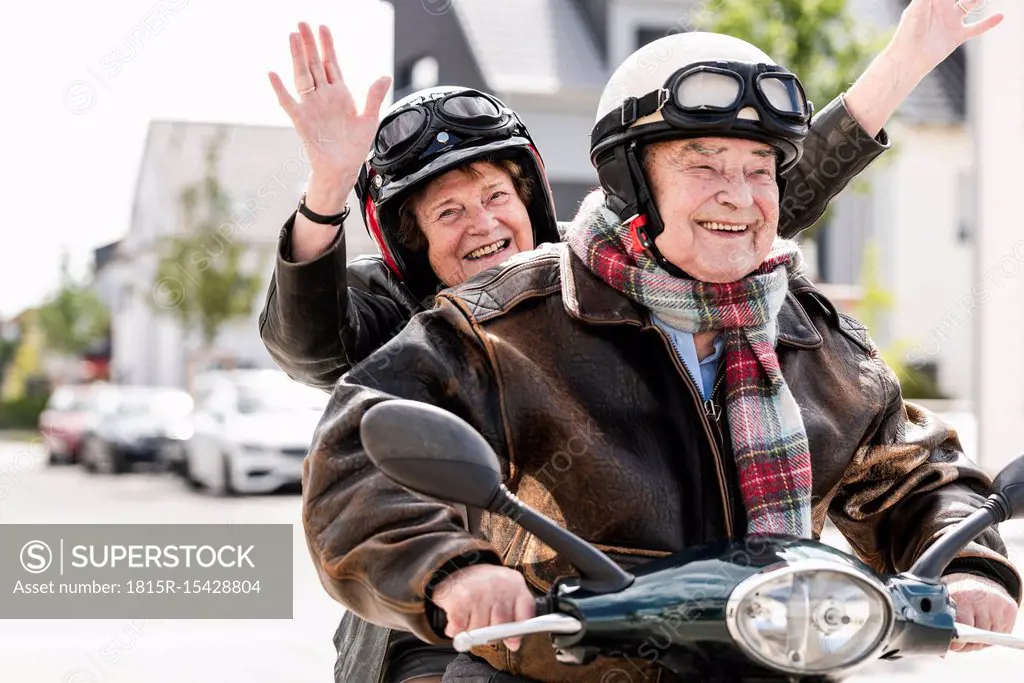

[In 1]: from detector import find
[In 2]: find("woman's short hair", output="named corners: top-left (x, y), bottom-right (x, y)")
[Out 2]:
top-left (395, 155), bottom-right (535, 251)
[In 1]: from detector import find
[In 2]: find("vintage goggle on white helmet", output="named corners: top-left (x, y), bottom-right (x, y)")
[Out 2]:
top-left (591, 32), bottom-right (813, 174)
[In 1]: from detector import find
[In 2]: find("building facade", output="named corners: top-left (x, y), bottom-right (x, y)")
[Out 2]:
top-left (97, 120), bottom-right (380, 390)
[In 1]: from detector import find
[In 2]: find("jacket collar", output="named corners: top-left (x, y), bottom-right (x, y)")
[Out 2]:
top-left (559, 244), bottom-right (822, 349)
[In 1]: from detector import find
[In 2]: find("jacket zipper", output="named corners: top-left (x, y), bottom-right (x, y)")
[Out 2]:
top-left (651, 326), bottom-right (734, 539)
top-left (706, 364), bottom-right (733, 523)
top-left (662, 329), bottom-right (727, 421)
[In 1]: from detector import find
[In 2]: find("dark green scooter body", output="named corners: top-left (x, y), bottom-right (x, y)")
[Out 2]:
top-left (546, 535), bottom-right (956, 682)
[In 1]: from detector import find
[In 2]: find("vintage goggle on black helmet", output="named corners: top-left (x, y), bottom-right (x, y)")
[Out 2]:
top-left (355, 86), bottom-right (559, 299)
top-left (589, 33), bottom-right (813, 277)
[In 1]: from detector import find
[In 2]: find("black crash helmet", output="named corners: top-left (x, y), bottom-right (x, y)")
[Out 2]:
top-left (355, 86), bottom-right (560, 299)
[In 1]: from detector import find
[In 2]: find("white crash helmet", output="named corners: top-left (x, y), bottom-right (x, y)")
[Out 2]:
top-left (589, 32), bottom-right (813, 252)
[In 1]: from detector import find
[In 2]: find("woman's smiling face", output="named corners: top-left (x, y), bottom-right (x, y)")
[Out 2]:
top-left (412, 161), bottom-right (535, 287)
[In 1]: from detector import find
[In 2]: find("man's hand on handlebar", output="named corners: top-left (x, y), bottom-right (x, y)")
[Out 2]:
top-left (943, 572), bottom-right (1020, 653)
top-left (431, 564), bottom-right (536, 651)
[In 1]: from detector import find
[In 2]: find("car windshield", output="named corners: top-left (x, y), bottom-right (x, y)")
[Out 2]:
top-left (116, 391), bottom-right (193, 418)
top-left (235, 380), bottom-right (327, 415)
top-left (48, 387), bottom-right (94, 412)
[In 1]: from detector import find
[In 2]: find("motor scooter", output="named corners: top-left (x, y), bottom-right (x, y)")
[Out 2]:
top-left (359, 399), bottom-right (1024, 682)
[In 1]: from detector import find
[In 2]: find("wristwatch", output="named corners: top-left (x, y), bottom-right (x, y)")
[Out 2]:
top-left (297, 193), bottom-right (350, 226)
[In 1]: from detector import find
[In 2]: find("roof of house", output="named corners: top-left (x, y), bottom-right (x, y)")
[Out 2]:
top-left (121, 119), bottom-right (376, 257)
top-left (93, 240), bottom-right (121, 273)
top-left (446, 0), bottom-right (965, 125)
top-left (901, 48), bottom-right (966, 125)
top-left (451, 0), bottom-right (606, 96)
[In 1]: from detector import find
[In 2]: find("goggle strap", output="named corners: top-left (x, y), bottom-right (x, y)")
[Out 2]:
top-left (593, 89), bottom-right (668, 146)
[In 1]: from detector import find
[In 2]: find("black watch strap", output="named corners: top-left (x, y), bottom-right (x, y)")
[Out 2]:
top-left (298, 193), bottom-right (350, 226)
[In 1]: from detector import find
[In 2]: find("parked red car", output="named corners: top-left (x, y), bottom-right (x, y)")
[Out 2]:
top-left (38, 382), bottom-right (114, 464)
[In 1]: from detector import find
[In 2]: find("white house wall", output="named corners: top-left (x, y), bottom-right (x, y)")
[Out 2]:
top-left (113, 120), bottom-right (381, 390)
top-left (884, 124), bottom-right (974, 401)
top-left (514, 109), bottom-right (601, 183)
top-left (972, 10), bottom-right (1024, 472)
top-left (110, 269), bottom-right (146, 385)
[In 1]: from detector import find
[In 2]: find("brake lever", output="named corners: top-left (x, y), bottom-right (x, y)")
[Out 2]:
top-left (453, 613), bottom-right (583, 652)
top-left (953, 624), bottom-right (1024, 650)
top-left (433, 596), bottom-right (554, 640)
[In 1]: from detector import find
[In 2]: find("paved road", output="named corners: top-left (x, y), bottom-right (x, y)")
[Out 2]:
top-left (1, 437), bottom-right (1022, 682)
top-left (0, 438), bottom-right (342, 682)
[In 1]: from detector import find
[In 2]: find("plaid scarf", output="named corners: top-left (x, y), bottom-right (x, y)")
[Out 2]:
top-left (565, 189), bottom-right (813, 538)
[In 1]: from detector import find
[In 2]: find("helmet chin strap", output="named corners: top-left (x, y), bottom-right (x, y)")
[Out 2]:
top-left (621, 141), bottom-right (790, 282)
top-left (623, 141), bottom-right (695, 280)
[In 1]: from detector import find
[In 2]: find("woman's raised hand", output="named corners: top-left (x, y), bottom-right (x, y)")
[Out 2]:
top-left (268, 22), bottom-right (392, 204)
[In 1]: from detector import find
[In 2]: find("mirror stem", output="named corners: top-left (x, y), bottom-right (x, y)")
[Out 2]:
top-left (491, 486), bottom-right (634, 593)
top-left (908, 494), bottom-right (1008, 580)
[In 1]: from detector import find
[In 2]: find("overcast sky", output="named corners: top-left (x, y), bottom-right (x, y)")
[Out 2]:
top-left (0, 0), bottom-right (394, 317)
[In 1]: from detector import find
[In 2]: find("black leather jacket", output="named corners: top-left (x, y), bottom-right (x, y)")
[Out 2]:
top-left (258, 94), bottom-right (893, 683)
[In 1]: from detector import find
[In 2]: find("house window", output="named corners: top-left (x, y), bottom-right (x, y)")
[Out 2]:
top-left (608, 2), bottom-right (697, 70)
top-left (957, 167), bottom-right (974, 244)
top-left (636, 25), bottom-right (684, 50)
top-left (394, 56), bottom-right (439, 99)
top-left (549, 181), bottom-right (598, 222)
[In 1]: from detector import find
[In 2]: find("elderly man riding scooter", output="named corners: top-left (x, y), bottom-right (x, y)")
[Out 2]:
top-left (301, 31), bottom-right (1021, 683)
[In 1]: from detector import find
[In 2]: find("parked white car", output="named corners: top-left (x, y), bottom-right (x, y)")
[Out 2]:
top-left (182, 370), bottom-right (330, 495)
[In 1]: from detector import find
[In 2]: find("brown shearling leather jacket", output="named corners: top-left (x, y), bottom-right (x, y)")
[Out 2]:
top-left (302, 242), bottom-right (1023, 683)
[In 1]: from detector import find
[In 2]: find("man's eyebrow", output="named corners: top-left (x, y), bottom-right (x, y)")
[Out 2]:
top-left (680, 141), bottom-right (776, 159)
top-left (684, 141), bottom-right (726, 155)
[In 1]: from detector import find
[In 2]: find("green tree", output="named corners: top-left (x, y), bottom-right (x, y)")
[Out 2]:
top-left (0, 335), bottom-right (18, 381)
top-left (1, 310), bottom-right (43, 401)
top-left (853, 241), bottom-right (893, 334)
top-left (854, 239), bottom-right (946, 400)
top-left (151, 127), bottom-right (267, 375)
top-left (0, 310), bottom-right (51, 428)
top-left (698, 0), bottom-right (887, 113)
top-left (696, 0), bottom-right (890, 241)
top-left (36, 251), bottom-right (110, 357)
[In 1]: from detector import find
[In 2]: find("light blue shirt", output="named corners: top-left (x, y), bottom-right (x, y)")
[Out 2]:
top-left (652, 315), bottom-right (725, 400)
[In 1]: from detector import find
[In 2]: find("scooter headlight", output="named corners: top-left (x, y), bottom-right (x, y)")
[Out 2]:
top-left (726, 560), bottom-right (893, 675)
